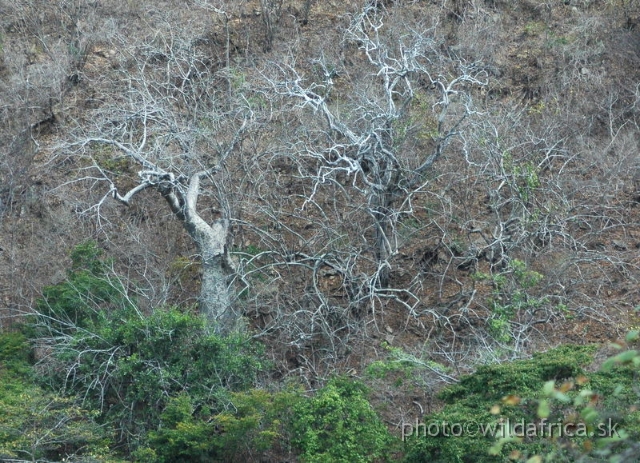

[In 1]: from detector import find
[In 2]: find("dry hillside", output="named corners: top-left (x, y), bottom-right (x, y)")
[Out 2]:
top-left (1, 0), bottom-right (640, 432)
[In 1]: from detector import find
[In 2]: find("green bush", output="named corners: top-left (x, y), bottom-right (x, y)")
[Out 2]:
top-left (35, 241), bottom-right (134, 333)
top-left (291, 377), bottom-right (396, 463)
top-left (402, 344), bottom-right (640, 463)
top-left (30, 243), bottom-right (269, 456)
top-left (473, 259), bottom-right (550, 344)
top-left (504, 336), bottom-right (640, 463)
top-left (148, 376), bottom-right (399, 463)
top-left (146, 387), bottom-right (301, 462)
top-left (0, 331), bottom-right (113, 462)
top-left (37, 303), bottom-right (267, 453)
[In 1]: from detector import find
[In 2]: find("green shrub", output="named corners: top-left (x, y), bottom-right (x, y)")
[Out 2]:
top-left (474, 259), bottom-right (550, 344)
top-left (214, 388), bottom-right (302, 458)
top-left (291, 377), bottom-right (396, 463)
top-left (147, 388), bottom-right (301, 462)
top-left (0, 331), bottom-right (112, 462)
top-left (35, 241), bottom-right (134, 333)
top-left (148, 376), bottom-right (399, 463)
top-left (36, 304), bottom-right (267, 453)
top-left (402, 345), bottom-right (598, 463)
top-left (31, 243), bottom-right (269, 456)
top-left (402, 344), bottom-right (640, 463)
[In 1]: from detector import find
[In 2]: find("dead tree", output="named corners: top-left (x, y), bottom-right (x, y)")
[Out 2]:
top-left (60, 29), bottom-right (251, 333)
top-left (266, 4), bottom-right (486, 289)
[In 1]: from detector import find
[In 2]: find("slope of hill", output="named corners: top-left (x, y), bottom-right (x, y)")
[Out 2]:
top-left (1, 0), bottom-right (639, 460)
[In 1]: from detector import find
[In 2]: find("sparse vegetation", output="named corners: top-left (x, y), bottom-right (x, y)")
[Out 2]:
top-left (1, 0), bottom-right (639, 461)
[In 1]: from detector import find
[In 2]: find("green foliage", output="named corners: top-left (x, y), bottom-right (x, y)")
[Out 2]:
top-left (390, 90), bottom-right (440, 149)
top-left (36, 241), bottom-right (133, 333)
top-left (501, 151), bottom-right (541, 204)
top-left (404, 346), bottom-right (596, 463)
top-left (147, 376), bottom-right (399, 463)
top-left (440, 345), bottom-right (596, 404)
top-left (168, 256), bottom-right (200, 286)
top-left (0, 330), bottom-right (32, 376)
top-left (402, 343), bottom-right (640, 463)
top-left (367, 344), bottom-right (416, 381)
top-left (31, 243), bottom-right (268, 456)
top-left (0, 391), bottom-right (110, 462)
top-left (143, 394), bottom-right (213, 463)
top-left (474, 259), bottom-right (548, 343)
top-left (92, 144), bottom-right (133, 175)
top-left (40, 305), bottom-right (267, 452)
top-left (228, 66), bottom-right (248, 91)
top-left (493, 342), bottom-right (640, 462)
top-left (215, 388), bottom-right (301, 456)
top-left (366, 343), bottom-right (450, 388)
top-left (513, 162), bottom-right (540, 203)
top-left (523, 21), bottom-right (546, 36)
top-left (0, 331), bottom-right (112, 462)
top-left (147, 388), bottom-right (301, 462)
top-left (291, 377), bottom-right (395, 463)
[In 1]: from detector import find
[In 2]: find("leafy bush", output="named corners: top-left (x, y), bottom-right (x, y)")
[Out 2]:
top-left (402, 344), bottom-right (640, 463)
top-left (474, 259), bottom-right (550, 344)
top-left (146, 388), bottom-right (301, 462)
top-left (291, 377), bottom-right (396, 463)
top-left (148, 376), bottom-right (399, 463)
top-left (35, 241), bottom-right (134, 333)
top-left (31, 242), bottom-right (269, 455)
top-left (0, 331), bottom-right (113, 462)
top-left (499, 334), bottom-right (640, 463)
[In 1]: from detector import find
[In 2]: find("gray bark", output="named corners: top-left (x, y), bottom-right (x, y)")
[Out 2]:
top-left (96, 139), bottom-right (237, 333)
top-left (182, 211), bottom-right (234, 331)
top-left (162, 171), bottom-right (235, 333)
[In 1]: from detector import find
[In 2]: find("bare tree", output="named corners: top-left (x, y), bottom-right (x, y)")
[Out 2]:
top-left (260, 0), bottom-right (284, 52)
top-left (59, 29), bottom-right (252, 333)
top-left (266, 5), bottom-right (486, 290)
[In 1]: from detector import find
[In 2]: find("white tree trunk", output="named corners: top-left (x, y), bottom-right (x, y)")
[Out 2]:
top-left (171, 172), bottom-right (235, 332)
top-left (105, 159), bottom-right (237, 333)
top-left (183, 215), bottom-right (234, 332)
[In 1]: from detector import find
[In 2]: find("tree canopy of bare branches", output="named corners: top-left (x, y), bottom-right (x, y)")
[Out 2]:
top-left (265, 5), bottom-right (486, 290)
